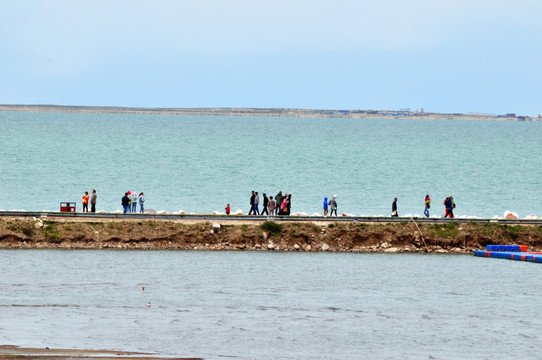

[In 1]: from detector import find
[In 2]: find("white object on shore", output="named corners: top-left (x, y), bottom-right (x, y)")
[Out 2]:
top-left (156, 210), bottom-right (166, 215)
top-left (293, 212), bottom-right (309, 216)
top-left (113, 209), bottom-right (122, 214)
top-left (96, 210), bottom-right (106, 214)
top-left (234, 209), bottom-right (243, 215)
top-left (212, 211), bottom-right (226, 215)
top-left (341, 213), bottom-right (355, 217)
top-left (524, 214), bottom-right (538, 220)
top-left (312, 212), bottom-right (322, 217)
top-left (491, 215), bottom-right (500, 219)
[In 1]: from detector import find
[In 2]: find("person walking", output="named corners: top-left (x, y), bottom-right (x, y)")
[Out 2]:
top-left (254, 192), bottom-right (260, 215)
top-left (90, 190), bottom-right (97, 213)
top-left (424, 195), bottom-right (431, 218)
top-left (225, 203), bottom-right (231, 215)
top-left (391, 197), bottom-right (398, 217)
top-left (323, 197), bottom-right (329, 216)
top-left (139, 192), bottom-right (145, 213)
top-left (268, 196), bottom-right (275, 216)
top-left (261, 193), bottom-right (269, 215)
top-left (122, 192), bottom-right (130, 214)
top-left (82, 191), bottom-right (89, 212)
top-left (275, 191), bottom-right (283, 216)
top-left (248, 191), bottom-right (255, 215)
top-left (444, 196), bottom-right (455, 218)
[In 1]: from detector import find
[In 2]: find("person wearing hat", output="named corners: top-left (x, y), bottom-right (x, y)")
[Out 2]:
top-left (329, 195), bottom-right (338, 216)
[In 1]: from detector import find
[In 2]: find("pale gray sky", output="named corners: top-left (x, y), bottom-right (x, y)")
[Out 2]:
top-left (1, 1), bottom-right (541, 114)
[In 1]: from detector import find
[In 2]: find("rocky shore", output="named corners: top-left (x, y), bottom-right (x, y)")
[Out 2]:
top-left (1, 217), bottom-right (541, 253)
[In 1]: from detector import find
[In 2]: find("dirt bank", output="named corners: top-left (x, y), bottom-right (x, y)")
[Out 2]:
top-left (1, 217), bottom-right (542, 253)
top-left (0, 345), bottom-right (200, 359)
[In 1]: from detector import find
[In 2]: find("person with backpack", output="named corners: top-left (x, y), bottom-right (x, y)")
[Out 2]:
top-left (444, 196), bottom-right (455, 218)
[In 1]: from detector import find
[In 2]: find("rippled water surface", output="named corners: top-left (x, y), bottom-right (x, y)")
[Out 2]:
top-left (1, 250), bottom-right (541, 359)
top-left (1, 111), bottom-right (541, 217)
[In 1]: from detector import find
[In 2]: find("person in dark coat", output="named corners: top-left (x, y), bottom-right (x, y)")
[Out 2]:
top-left (261, 193), bottom-right (269, 215)
top-left (392, 198), bottom-right (398, 217)
top-left (248, 191), bottom-right (255, 215)
top-left (122, 193), bottom-right (130, 214)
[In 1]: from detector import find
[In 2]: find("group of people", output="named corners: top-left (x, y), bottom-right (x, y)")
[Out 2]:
top-left (83, 189), bottom-right (455, 217)
top-left (121, 191), bottom-right (145, 214)
top-left (81, 190), bottom-right (97, 212)
top-left (246, 190), bottom-right (292, 216)
top-left (392, 195), bottom-right (456, 218)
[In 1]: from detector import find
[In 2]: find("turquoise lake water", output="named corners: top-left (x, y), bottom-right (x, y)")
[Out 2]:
top-left (1, 111), bottom-right (541, 217)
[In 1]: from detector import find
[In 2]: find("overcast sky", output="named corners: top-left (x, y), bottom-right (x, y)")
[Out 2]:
top-left (1, 1), bottom-right (541, 115)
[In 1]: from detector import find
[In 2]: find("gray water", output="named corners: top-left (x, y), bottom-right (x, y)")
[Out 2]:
top-left (1, 250), bottom-right (541, 359)
top-left (1, 111), bottom-right (541, 218)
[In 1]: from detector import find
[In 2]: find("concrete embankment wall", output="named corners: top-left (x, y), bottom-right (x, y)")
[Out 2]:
top-left (1, 216), bottom-right (542, 253)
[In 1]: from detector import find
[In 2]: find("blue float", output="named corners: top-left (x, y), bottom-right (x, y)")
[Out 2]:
top-left (474, 246), bottom-right (542, 264)
top-left (485, 245), bottom-right (527, 252)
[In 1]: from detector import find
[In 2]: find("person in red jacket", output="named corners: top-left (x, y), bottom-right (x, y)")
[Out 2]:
top-left (225, 203), bottom-right (231, 215)
top-left (82, 191), bottom-right (89, 212)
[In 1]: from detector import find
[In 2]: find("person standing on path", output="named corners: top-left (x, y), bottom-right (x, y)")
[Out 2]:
top-left (268, 196), bottom-right (275, 216)
top-left (82, 191), bottom-right (89, 212)
top-left (122, 193), bottom-right (130, 214)
top-left (254, 192), bottom-right (260, 215)
top-left (90, 190), bottom-right (97, 213)
top-left (248, 191), bottom-right (255, 215)
top-left (323, 197), bottom-right (329, 216)
top-left (329, 195), bottom-right (338, 216)
top-left (127, 191), bottom-right (132, 212)
top-left (261, 193), bottom-right (269, 215)
top-left (274, 191), bottom-right (283, 215)
top-left (392, 197), bottom-right (398, 217)
top-left (139, 192), bottom-right (145, 213)
top-left (424, 195), bottom-right (431, 218)
top-left (131, 191), bottom-right (138, 213)
top-left (286, 194), bottom-right (292, 215)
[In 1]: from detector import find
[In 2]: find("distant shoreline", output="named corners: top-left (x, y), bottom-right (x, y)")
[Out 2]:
top-left (0, 104), bottom-right (539, 122)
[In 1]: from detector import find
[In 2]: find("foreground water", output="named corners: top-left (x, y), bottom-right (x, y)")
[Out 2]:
top-left (1, 250), bottom-right (541, 359)
top-left (1, 111), bottom-right (541, 218)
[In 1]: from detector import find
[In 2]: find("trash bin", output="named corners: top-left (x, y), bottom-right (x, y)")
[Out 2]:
top-left (60, 202), bottom-right (76, 212)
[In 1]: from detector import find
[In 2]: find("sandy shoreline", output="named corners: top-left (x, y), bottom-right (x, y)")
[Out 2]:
top-left (1, 216), bottom-right (541, 253)
top-left (0, 104), bottom-right (538, 121)
top-left (0, 345), bottom-right (200, 359)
